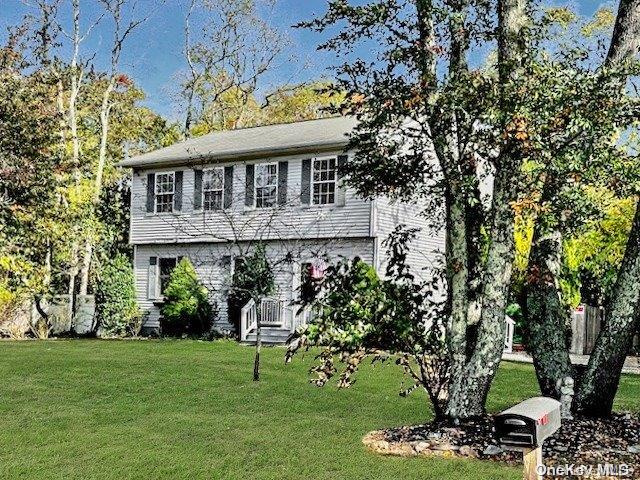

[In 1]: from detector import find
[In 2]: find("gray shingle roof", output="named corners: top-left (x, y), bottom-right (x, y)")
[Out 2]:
top-left (119, 116), bottom-right (357, 168)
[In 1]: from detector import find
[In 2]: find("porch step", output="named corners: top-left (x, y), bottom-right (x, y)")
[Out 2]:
top-left (242, 326), bottom-right (293, 345)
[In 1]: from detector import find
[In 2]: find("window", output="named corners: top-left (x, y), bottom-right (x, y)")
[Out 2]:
top-left (203, 168), bottom-right (224, 210)
top-left (255, 163), bottom-right (278, 208)
top-left (159, 257), bottom-right (177, 294)
top-left (312, 157), bottom-right (336, 205)
top-left (299, 260), bottom-right (326, 303)
top-left (155, 172), bottom-right (175, 213)
top-left (300, 262), bottom-right (314, 303)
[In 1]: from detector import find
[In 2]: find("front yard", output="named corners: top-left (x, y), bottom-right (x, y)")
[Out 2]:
top-left (0, 340), bottom-right (638, 480)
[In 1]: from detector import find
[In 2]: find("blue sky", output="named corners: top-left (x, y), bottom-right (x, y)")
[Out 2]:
top-left (1, 0), bottom-right (613, 121)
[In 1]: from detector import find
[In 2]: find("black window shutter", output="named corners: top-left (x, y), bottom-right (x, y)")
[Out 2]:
top-left (301, 159), bottom-right (311, 205)
top-left (245, 164), bottom-right (254, 207)
top-left (174, 171), bottom-right (183, 211)
top-left (193, 169), bottom-right (203, 210)
top-left (337, 154), bottom-right (348, 177)
top-left (336, 155), bottom-right (348, 207)
top-left (146, 173), bottom-right (155, 213)
top-left (277, 161), bottom-right (288, 206)
top-left (148, 256), bottom-right (158, 299)
top-left (224, 166), bottom-right (234, 209)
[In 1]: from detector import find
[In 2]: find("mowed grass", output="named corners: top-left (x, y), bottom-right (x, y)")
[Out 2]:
top-left (0, 340), bottom-right (637, 480)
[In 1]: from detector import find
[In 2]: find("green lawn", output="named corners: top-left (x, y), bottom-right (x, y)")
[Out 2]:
top-left (0, 340), bottom-right (637, 480)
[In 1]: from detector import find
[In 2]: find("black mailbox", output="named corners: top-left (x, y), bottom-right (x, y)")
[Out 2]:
top-left (495, 397), bottom-right (561, 449)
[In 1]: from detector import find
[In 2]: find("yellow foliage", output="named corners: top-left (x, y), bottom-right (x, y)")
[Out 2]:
top-left (544, 7), bottom-right (578, 28)
top-left (514, 215), bottom-right (535, 277)
top-left (581, 8), bottom-right (615, 37)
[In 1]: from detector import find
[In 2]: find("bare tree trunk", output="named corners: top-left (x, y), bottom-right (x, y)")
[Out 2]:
top-left (606, 0), bottom-right (640, 66)
top-left (68, 240), bottom-right (78, 323)
top-left (446, 168), bottom-right (519, 418)
top-left (183, 0), bottom-right (197, 138)
top-left (78, 1), bottom-right (148, 294)
top-left (445, 187), bottom-right (470, 402)
top-left (525, 228), bottom-right (574, 398)
top-left (570, 0), bottom-right (640, 415)
top-left (253, 298), bottom-right (262, 381)
top-left (184, 86), bottom-right (195, 137)
top-left (79, 78), bottom-right (115, 295)
top-left (576, 203), bottom-right (640, 415)
top-left (79, 239), bottom-right (92, 295)
top-left (94, 81), bottom-right (114, 205)
top-left (445, 0), bottom-right (528, 419)
top-left (67, 0), bottom-right (83, 299)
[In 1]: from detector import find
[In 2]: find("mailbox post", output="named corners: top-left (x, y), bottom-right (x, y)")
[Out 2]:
top-left (495, 397), bottom-right (562, 480)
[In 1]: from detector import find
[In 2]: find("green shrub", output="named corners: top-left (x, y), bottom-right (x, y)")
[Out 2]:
top-left (95, 254), bottom-right (142, 337)
top-left (161, 258), bottom-right (214, 337)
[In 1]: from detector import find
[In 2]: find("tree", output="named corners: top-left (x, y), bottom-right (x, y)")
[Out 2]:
top-left (289, 0), bottom-right (525, 420)
top-left (521, 1), bottom-right (640, 414)
top-left (168, 160), bottom-right (347, 380)
top-left (77, 0), bottom-right (151, 295)
top-left (0, 25), bottom-right (60, 318)
top-left (572, 0), bottom-right (640, 416)
top-left (228, 244), bottom-right (275, 381)
top-left (261, 81), bottom-right (346, 124)
top-left (289, 0), bottom-right (639, 420)
top-left (178, 0), bottom-right (289, 136)
top-left (54, 0), bottom-right (102, 303)
top-left (0, 1), bottom-right (178, 339)
top-left (563, 194), bottom-right (637, 307)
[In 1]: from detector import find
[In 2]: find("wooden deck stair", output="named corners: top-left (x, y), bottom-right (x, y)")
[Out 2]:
top-left (240, 297), bottom-right (312, 345)
top-left (241, 326), bottom-right (293, 345)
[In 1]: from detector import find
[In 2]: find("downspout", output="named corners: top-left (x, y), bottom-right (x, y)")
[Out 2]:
top-left (370, 198), bottom-right (379, 272)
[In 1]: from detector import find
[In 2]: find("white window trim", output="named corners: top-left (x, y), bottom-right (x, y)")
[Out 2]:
top-left (311, 156), bottom-right (337, 206)
top-left (202, 167), bottom-right (225, 211)
top-left (254, 162), bottom-right (279, 209)
top-left (154, 171), bottom-right (176, 214)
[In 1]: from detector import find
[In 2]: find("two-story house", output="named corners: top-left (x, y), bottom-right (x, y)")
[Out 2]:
top-left (121, 116), bottom-right (445, 342)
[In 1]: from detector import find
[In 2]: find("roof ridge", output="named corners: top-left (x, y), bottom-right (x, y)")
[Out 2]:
top-left (194, 115), bottom-right (350, 138)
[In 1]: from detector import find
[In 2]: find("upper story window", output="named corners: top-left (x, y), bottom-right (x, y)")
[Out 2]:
top-left (255, 163), bottom-right (278, 208)
top-left (203, 168), bottom-right (224, 211)
top-left (155, 172), bottom-right (175, 213)
top-left (312, 157), bottom-right (336, 205)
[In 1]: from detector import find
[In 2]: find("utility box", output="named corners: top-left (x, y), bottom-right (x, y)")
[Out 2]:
top-left (495, 397), bottom-right (561, 449)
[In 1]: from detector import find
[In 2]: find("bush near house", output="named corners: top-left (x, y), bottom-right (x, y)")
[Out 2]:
top-left (160, 258), bottom-right (214, 337)
top-left (95, 254), bottom-right (142, 337)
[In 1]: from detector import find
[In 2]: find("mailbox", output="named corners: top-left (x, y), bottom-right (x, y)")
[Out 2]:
top-left (495, 397), bottom-right (561, 449)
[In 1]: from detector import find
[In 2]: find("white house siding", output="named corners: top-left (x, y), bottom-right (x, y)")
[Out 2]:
top-left (372, 196), bottom-right (446, 285)
top-left (135, 238), bottom-right (375, 332)
top-left (129, 151), bottom-right (372, 245)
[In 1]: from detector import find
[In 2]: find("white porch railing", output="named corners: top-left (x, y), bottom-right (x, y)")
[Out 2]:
top-left (240, 297), bottom-right (310, 341)
top-left (504, 315), bottom-right (515, 353)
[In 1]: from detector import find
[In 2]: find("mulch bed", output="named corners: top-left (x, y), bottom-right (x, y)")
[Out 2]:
top-left (363, 413), bottom-right (640, 479)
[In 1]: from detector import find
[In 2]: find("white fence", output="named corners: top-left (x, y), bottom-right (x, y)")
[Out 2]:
top-left (504, 315), bottom-right (515, 353)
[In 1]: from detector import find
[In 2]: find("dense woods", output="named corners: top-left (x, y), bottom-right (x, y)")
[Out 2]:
top-left (0, 0), bottom-right (342, 333)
